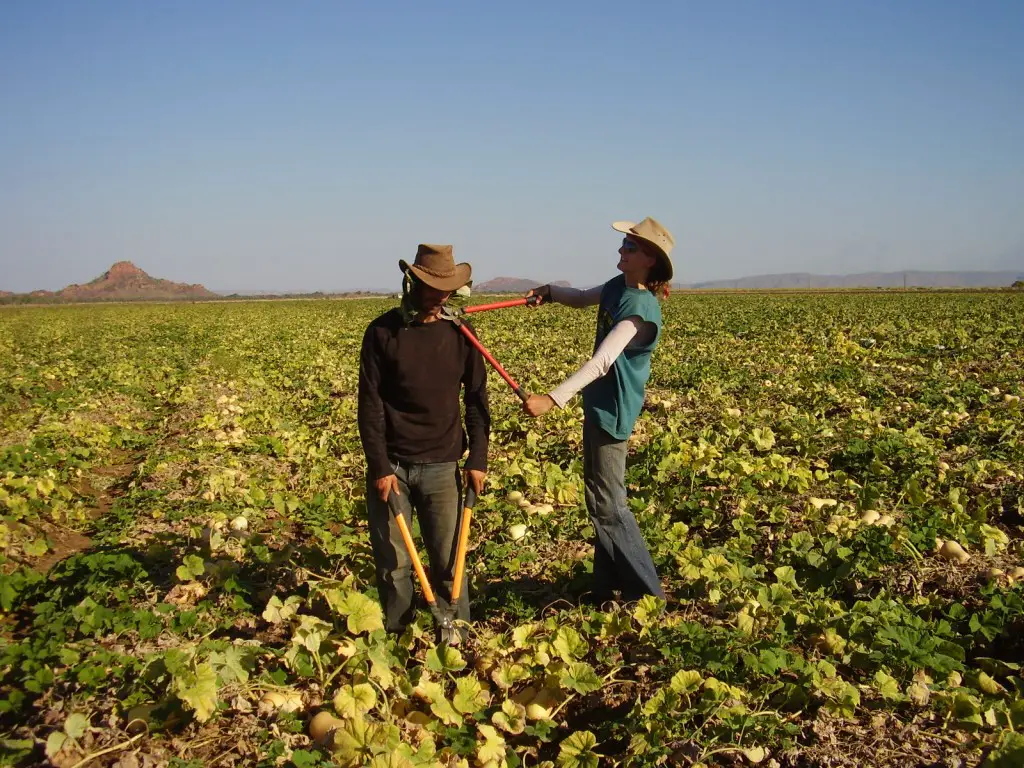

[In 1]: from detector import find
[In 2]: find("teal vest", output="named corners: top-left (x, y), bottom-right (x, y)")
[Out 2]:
top-left (582, 275), bottom-right (662, 440)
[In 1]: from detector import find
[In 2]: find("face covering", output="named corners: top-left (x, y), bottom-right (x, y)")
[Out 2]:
top-left (397, 270), bottom-right (472, 326)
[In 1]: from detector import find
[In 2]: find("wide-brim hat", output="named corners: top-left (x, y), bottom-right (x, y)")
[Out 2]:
top-left (398, 244), bottom-right (472, 292)
top-left (612, 217), bottom-right (675, 282)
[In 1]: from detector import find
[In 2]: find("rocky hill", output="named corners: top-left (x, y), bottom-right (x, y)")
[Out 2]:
top-left (2, 262), bottom-right (218, 303)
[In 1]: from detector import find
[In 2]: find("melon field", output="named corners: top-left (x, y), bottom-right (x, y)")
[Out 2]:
top-left (2, 292), bottom-right (1024, 768)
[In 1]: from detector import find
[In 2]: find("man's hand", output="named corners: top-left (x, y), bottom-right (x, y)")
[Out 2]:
top-left (375, 474), bottom-right (400, 502)
top-left (465, 469), bottom-right (486, 497)
top-left (526, 285), bottom-right (551, 306)
top-left (523, 394), bottom-right (555, 417)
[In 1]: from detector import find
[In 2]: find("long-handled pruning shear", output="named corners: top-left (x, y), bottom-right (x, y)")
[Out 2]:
top-left (388, 486), bottom-right (477, 645)
top-left (440, 295), bottom-right (543, 403)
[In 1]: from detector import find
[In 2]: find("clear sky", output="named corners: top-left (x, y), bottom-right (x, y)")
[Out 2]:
top-left (2, 0), bottom-right (1023, 292)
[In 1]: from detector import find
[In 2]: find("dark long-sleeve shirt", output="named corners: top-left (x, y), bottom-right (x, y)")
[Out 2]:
top-left (357, 309), bottom-right (490, 480)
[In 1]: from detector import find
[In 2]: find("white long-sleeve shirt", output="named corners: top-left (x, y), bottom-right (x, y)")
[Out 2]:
top-left (547, 285), bottom-right (657, 408)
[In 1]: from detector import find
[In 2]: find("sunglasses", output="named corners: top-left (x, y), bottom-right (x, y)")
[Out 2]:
top-left (620, 238), bottom-right (641, 253)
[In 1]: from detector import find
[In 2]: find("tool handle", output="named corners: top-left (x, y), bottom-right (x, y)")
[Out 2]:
top-left (450, 504), bottom-right (473, 604)
top-left (457, 324), bottom-right (528, 402)
top-left (461, 295), bottom-right (541, 314)
top-left (388, 493), bottom-right (437, 606)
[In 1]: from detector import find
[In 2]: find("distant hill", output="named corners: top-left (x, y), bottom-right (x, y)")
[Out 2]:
top-left (474, 277), bottom-right (571, 293)
top-left (1, 262), bottom-right (218, 303)
top-left (681, 271), bottom-right (1023, 290)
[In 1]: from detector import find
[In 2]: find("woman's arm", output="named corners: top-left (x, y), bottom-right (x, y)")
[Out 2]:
top-left (549, 284), bottom-right (603, 308)
top-left (529, 283), bottom-right (603, 308)
top-left (547, 316), bottom-right (649, 407)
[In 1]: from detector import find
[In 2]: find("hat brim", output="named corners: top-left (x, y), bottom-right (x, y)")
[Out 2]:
top-left (398, 260), bottom-right (472, 292)
top-left (611, 221), bottom-right (674, 282)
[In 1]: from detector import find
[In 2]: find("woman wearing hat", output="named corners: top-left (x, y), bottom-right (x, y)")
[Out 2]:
top-left (522, 217), bottom-right (674, 603)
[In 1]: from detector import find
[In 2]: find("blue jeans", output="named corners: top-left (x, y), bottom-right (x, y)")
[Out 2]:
top-left (583, 417), bottom-right (666, 601)
top-left (366, 461), bottom-right (469, 632)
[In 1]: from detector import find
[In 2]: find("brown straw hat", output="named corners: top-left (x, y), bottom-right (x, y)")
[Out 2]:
top-left (612, 217), bottom-right (675, 282)
top-left (398, 244), bottom-right (472, 291)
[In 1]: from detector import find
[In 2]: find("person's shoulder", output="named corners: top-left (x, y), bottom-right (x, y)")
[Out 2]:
top-left (364, 308), bottom-right (402, 337)
top-left (600, 274), bottom-right (625, 300)
top-left (605, 274), bottom-right (626, 291)
top-left (368, 308), bottom-right (401, 327)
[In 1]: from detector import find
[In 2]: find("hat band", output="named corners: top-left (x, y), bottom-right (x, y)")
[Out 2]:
top-left (415, 263), bottom-right (457, 278)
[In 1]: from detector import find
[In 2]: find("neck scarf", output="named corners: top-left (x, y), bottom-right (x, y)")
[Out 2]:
top-left (397, 270), bottom-right (473, 326)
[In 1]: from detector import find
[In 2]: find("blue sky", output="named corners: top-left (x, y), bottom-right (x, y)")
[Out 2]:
top-left (2, 0), bottom-right (1022, 292)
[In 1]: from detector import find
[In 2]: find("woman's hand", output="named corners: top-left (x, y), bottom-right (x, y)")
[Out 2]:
top-left (522, 394), bottom-right (556, 417)
top-left (526, 285), bottom-right (552, 306)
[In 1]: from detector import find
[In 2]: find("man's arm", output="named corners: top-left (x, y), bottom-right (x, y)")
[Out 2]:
top-left (462, 323), bottom-right (490, 485)
top-left (357, 324), bottom-right (393, 484)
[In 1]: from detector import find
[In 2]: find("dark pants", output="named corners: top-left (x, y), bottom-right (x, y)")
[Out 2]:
top-left (366, 461), bottom-right (469, 633)
top-left (583, 416), bottom-right (666, 601)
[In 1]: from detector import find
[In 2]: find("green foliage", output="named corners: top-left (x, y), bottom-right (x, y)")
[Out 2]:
top-left (1, 293), bottom-right (1023, 766)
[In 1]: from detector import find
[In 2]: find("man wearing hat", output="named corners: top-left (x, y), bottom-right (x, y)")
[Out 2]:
top-left (521, 217), bottom-right (674, 603)
top-left (358, 244), bottom-right (489, 634)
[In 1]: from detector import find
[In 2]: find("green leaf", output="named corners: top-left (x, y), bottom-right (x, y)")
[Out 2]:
top-left (953, 692), bottom-right (983, 728)
top-left (752, 427), bottom-right (776, 450)
top-left (476, 724), bottom-right (507, 766)
top-left (492, 699), bottom-right (526, 735)
top-left (818, 676), bottom-right (860, 719)
top-left (418, 680), bottom-right (462, 726)
top-left (63, 712), bottom-right (89, 740)
top-left (328, 589), bottom-right (385, 635)
top-left (641, 689), bottom-right (669, 717)
top-left (873, 671), bottom-right (902, 701)
top-left (330, 717), bottom-right (374, 765)
top-left (632, 595), bottom-right (665, 626)
top-left (737, 609), bottom-right (756, 635)
top-left (553, 627), bottom-right (589, 662)
top-left (333, 683), bottom-right (377, 718)
top-left (262, 594), bottom-right (302, 624)
top-left (453, 675), bottom-right (490, 714)
top-left (491, 661), bottom-right (529, 690)
top-left (290, 750), bottom-right (323, 768)
top-left (367, 645), bottom-right (397, 689)
top-left (984, 732), bottom-right (1024, 767)
top-left (670, 669), bottom-right (703, 695)
top-left (172, 661), bottom-right (219, 722)
top-left (177, 554), bottom-right (205, 581)
top-left (368, 753), bottom-right (417, 768)
top-left (45, 732), bottom-right (66, 760)
top-left (426, 645), bottom-right (467, 674)
top-left (975, 671), bottom-right (1002, 695)
top-left (209, 646), bottom-right (253, 685)
top-left (558, 730), bottom-right (600, 768)
top-left (292, 615), bottom-right (332, 654)
top-left (23, 538), bottom-right (48, 557)
top-left (560, 662), bottom-right (602, 695)
top-left (773, 566), bottom-right (797, 587)
top-left (512, 622), bottom-right (540, 648)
